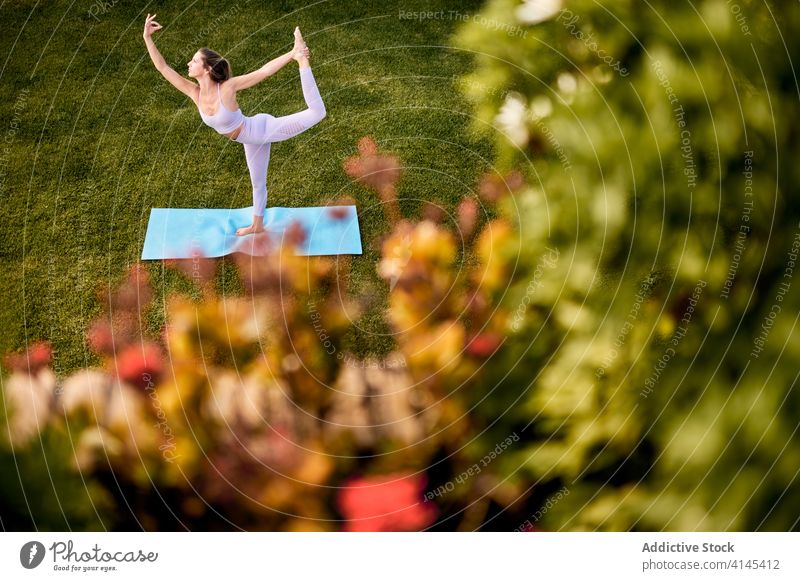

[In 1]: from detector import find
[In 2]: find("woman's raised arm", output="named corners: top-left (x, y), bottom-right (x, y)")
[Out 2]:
top-left (143, 14), bottom-right (197, 98)
top-left (228, 51), bottom-right (296, 92)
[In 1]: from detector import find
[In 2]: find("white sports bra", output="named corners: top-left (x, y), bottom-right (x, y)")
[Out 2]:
top-left (198, 83), bottom-right (244, 134)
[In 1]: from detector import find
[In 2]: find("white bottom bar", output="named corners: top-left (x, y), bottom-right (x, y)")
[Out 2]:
top-left (1, 532), bottom-right (797, 580)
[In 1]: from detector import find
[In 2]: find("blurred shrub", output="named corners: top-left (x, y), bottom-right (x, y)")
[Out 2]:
top-left (449, 0), bottom-right (800, 530)
top-left (0, 157), bottom-right (517, 529)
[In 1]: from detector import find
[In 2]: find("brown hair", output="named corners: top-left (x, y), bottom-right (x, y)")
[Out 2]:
top-left (199, 47), bottom-right (231, 82)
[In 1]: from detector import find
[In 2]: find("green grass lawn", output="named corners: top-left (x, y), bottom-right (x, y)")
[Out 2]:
top-left (0, 0), bottom-right (495, 376)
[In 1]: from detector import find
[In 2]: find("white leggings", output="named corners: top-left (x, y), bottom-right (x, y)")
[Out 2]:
top-left (234, 66), bottom-right (326, 216)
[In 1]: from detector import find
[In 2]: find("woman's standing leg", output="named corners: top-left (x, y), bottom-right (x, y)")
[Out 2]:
top-left (243, 142), bottom-right (271, 212)
top-left (235, 114), bottom-right (272, 236)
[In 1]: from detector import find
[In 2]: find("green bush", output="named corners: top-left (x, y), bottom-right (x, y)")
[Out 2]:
top-left (451, 0), bottom-right (800, 530)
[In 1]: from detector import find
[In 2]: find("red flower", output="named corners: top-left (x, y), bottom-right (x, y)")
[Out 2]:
top-left (338, 472), bottom-right (437, 532)
top-left (87, 320), bottom-right (115, 355)
top-left (115, 342), bottom-right (163, 389)
top-left (505, 169), bottom-right (524, 191)
top-left (478, 170), bottom-right (524, 203)
top-left (357, 136), bottom-right (379, 156)
top-left (285, 220), bottom-right (307, 247)
top-left (173, 247), bottom-right (216, 286)
top-left (343, 137), bottom-right (402, 193)
top-left (87, 313), bottom-right (138, 355)
top-left (457, 197), bottom-right (479, 238)
top-left (422, 202), bottom-right (445, 223)
top-left (109, 263), bottom-right (153, 312)
top-left (327, 206), bottom-right (350, 220)
top-left (466, 332), bottom-right (504, 358)
top-left (3, 341), bottom-right (52, 375)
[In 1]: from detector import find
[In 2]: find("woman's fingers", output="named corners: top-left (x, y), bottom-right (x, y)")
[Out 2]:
top-left (144, 13), bottom-right (162, 36)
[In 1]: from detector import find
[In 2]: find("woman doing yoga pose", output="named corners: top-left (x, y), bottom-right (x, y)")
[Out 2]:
top-left (143, 14), bottom-right (327, 236)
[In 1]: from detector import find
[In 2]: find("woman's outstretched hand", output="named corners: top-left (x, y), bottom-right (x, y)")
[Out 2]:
top-left (143, 14), bottom-right (162, 39)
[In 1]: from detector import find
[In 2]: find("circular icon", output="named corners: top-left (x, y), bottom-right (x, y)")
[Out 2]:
top-left (20, 541), bottom-right (46, 569)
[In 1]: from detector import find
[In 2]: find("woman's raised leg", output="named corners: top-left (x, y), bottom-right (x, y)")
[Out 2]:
top-left (270, 26), bottom-right (327, 140)
top-left (262, 66), bottom-right (327, 142)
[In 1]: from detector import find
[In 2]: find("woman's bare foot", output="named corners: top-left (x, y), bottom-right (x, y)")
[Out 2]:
top-left (236, 215), bottom-right (266, 236)
top-left (293, 26), bottom-right (310, 66)
top-left (236, 224), bottom-right (265, 236)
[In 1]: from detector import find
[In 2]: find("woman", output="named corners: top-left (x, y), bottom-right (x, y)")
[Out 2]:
top-left (143, 14), bottom-right (327, 236)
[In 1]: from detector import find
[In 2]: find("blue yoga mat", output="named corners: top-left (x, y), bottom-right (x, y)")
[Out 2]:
top-left (141, 205), bottom-right (362, 260)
